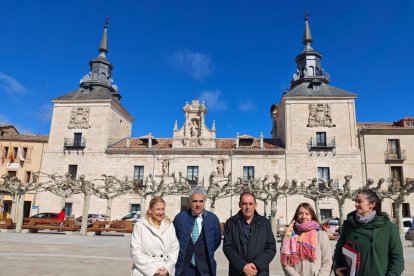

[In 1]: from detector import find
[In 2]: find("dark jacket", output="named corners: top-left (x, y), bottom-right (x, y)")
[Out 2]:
top-left (333, 211), bottom-right (404, 276)
top-left (223, 211), bottom-right (276, 275)
top-left (173, 209), bottom-right (221, 275)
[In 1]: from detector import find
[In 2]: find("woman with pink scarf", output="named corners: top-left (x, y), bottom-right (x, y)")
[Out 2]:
top-left (280, 203), bottom-right (332, 276)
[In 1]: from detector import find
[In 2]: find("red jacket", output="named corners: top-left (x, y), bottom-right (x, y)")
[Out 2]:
top-left (57, 210), bottom-right (65, 220)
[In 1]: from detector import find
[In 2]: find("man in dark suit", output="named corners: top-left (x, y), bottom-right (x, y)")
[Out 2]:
top-left (223, 191), bottom-right (276, 276)
top-left (174, 186), bottom-right (222, 276)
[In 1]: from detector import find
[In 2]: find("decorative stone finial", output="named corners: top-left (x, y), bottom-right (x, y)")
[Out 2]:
top-left (99, 17), bottom-right (109, 56)
top-left (260, 132), bottom-right (264, 149)
top-left (303, 13), bottom-right (313, 50)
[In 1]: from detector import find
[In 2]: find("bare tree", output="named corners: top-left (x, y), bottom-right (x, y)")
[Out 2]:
top-left (377, 178), bottom-right (414, 241)
top-left (0, 173), bottom-right (46, 232)
top-left (44, 173), bottom-right (79, 209)
top-left (92, 175), bottom-right (130, 220)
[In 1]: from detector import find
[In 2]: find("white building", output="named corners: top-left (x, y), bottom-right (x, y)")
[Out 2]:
top-left (35, 17), bottom-right (414, 223)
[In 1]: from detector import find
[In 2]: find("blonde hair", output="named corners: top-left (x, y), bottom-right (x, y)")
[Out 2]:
top-left (146, 196), bottom-right (171, 225)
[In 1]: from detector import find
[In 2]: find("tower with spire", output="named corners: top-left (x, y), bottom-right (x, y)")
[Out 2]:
top-left (270, 14), bottom-right (361, 182)
top-left (79, 18), bottom-right (121, 100)
top-left (290, 15), bottom-right (330, 88)
top-left (43, 20), bottom-right (134, 160)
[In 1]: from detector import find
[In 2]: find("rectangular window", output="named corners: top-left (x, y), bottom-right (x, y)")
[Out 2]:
top-left (316, 132), bottom-right (327, 147)
top-left (7, 171), bottom-right (16, 177)
top-left (181, 197), bottom-right (189, 211)
top-left (318, 167), bottom-right (330, 189)
top-left (387, 139), bottom-right (403, 160)
top-left (68, 165), bottom-right (78, 180)
top-left (13, 147), bottom-right (18, 157)
top-left (130, 204), bottom-right (140, 213)
top-left (22, 147), bottom-right (28, 159)
top-left (25, 171), bottom-right (31, 183)
top-left (392, 203), bottom-right (410, 218)
top-left (391, 166), bottom-right (403, 188)
top-left (3, 146), bottom-right (9, 158)
top-left (243, 166), bottom-right (255, 182)
top-left (187, 166), bottom-right (199, 185)
top-left (320, 209), bottom-right (332, 220)
top-left (64, 202), bottom-right (73, 217)
top-left (133, 166), bottom-right (144, 184)
top-left (74, 133), bottom-right (82, 147)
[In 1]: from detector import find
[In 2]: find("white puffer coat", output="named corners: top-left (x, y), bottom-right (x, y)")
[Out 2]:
top-left (130, 217), bottom-right (179, 276)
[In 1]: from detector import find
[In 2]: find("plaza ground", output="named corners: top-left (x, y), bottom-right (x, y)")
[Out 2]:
top-left (0, 231), bottom-right (413, 275)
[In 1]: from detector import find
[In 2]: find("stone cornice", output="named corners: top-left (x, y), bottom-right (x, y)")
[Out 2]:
top-left (359, 128), bottom-right (414, 135)
top-left (105, 148), bottom-right (285, 156)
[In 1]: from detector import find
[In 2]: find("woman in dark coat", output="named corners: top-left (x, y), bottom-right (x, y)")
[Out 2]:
top-left (333, 188), bottom-right (404, 276)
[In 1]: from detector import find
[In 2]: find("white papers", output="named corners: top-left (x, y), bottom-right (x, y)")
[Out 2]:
top-left (342, 245), bottom-right (359, 276)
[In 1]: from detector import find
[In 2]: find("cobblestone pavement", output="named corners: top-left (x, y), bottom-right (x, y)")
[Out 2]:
top-left (0, 231), bottom-right (413, 275)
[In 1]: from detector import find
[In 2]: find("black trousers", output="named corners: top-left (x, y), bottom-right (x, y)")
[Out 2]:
top-left (181, 264), bottom-right (203, 276)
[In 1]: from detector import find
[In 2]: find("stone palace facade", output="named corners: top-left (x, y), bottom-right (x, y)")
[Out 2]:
top-left (8, 17), bottom-right (413, 223)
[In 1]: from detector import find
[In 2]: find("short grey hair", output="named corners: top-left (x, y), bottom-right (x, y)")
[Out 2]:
top-left (189, 186), bottom-right (207, 200)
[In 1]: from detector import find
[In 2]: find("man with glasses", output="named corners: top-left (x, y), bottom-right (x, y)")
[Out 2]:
top-left (173, 186), bottom-right (221, 276)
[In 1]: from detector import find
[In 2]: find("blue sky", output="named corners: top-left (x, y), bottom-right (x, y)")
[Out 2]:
top-left (0, 1), bottom-right (413, 138)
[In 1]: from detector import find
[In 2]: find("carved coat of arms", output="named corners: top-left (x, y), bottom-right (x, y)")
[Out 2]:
top-left (307, 104), bottom-right (335, 127)
top-left (68, 107), bottom-right (90, 129)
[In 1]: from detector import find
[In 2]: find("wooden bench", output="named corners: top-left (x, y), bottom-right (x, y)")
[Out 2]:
top-left (22, 218), bottom-right (79, 233)
top-left (0, 218), bottom-right (15, 229)
top-left (88, 220), bottom-right (134, 235)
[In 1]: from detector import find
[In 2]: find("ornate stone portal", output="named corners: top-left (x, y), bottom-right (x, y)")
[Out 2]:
top-left (307, 104), bottom-right (335, 127)
top-left (68, 107), bottom-right (90, 129)
top-left (172, 100), bottom-right (216, 148)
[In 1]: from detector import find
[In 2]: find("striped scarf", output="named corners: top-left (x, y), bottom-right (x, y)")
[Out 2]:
top-left (280, 220), bottom-right (319, 266)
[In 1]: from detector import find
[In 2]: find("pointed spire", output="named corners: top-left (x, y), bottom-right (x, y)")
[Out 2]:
top-left (212, 120), bottom-right (216, 131)
top-left (303, 14), bottom-right (313, 50)
top-left (290, 14), bottom-right (330, 89)
top-left (99, 17), bottom-right (109, 57)
top-left (79, 18), bottom-right (122, 101)
top-left (173, 120), bottom-right (178, 131)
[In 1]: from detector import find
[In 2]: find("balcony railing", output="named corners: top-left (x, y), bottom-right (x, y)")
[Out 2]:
top-left (307, 137), bottom-right (336, 153)
top-left (384, 149), bottom-right (406, 162)
top-left (64, 138), bottom-right (86, 149)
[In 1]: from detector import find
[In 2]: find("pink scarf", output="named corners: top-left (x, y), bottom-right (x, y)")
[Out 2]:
top-left (280, 220), bottom-right (319, 266)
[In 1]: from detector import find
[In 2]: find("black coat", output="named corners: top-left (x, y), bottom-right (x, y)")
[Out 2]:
top-left (223, 211), bottom-right (276, 276)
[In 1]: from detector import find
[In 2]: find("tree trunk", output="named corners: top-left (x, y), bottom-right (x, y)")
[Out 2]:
top-left (60, 196), bottom-right (67, 209)
top-left (313, 198), bottom-right (321, 221)
top-left (270, 197), bottom-right (277, 236)
top-left (11, 193), bottom-right (18, 221)
top-left (80, 194), bottom-right (91, 236)
top-left (140, 194), bottom-right (147, 217)
top-left (338, 198), bottom-right (347, 229)
top-left (106, 197), bottom-right (112, 221)
top-left (395, 201), bottom-right (405, 242)
top-left (264, 200), bottom-right (268, 218)
top-left (14, 192), bottom-right (25, 233)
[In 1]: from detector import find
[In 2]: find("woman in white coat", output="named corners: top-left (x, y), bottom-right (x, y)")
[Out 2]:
top-left (130, 196), bottom-right (179, 276)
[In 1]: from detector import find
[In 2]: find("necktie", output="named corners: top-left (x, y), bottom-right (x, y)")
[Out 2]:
top-left (191, 218), bottom-right (199, 266)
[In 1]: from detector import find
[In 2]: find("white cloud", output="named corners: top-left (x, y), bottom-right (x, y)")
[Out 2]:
top-left (197, 90), bottom-right (227, 111)
top-left (238, 100), bottom-right (257, 112)
top-left (167, 50), bottom-right (213, 80)
top-left (0, 72), bottom-right (27, 95)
